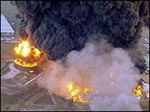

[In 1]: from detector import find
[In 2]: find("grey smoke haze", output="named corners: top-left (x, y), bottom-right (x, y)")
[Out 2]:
top-left (11, 1), bottom-right (149, 73)
top-left (90, 94), bottom-right (141, 111)
top-left (37, 40), bottom-right (141, 111)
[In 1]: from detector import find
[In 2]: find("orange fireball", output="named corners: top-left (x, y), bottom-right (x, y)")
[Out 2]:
top-left (14, 41), bottom-right (42, 67)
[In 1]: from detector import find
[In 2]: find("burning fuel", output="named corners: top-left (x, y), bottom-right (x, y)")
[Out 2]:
top-left (14, 41), bottom-right (42, 67)
top-left (14, 59), bottom-right (37, 67)
top-left (29, 70), bottom-right (34, 74)
top-left (133, 85), bottom-right (143, 97)
top-left (67, 82), bottom-right (91, 103)
top-left (14, 41), bottom-right (30, 57)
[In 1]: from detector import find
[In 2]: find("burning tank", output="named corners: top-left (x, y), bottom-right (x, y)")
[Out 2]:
top-left (1, 40), bottom-right (46, 95)
top-left (14, 40), bottom-right (43, 73)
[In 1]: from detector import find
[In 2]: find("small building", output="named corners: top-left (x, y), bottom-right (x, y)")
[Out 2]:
top-left (1, 14), bottom-right (15, 41)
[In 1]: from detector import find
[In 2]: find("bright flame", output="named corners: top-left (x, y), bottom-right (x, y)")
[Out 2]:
top-left (29, 70), bottom-right (34, 73)
top-left (34, 49), bottom-right (41, 57)
top-left (14, 41), bottom-right (42, 67)
top-left (84, 88), bottom-right (90, 95)
top-left (14, 59), bottom-right (37, 67)
top-left (67, 82), bottom-right (91, 103)
top-left (14, 41), bottom-right (31, 57)
top-left (133, 84), bottom-right (143, 96)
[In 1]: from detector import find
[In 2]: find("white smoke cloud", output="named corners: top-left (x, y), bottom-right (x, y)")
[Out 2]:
top-left (37, 40), bottom-right (141, 111)
top-left (90, 93), bottom-right (142, 111)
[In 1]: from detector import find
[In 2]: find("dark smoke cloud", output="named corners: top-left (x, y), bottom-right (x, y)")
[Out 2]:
top-left (11, 1), bottom-right (149, 72)
top-left (140, 1), bottom-right (149, 27)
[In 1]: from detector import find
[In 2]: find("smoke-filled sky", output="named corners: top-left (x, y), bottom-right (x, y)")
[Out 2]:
top-left (11, 1), bottom-right (149, 72)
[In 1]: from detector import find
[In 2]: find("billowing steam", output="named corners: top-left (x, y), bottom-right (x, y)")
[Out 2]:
top-left (11, 1), bottom-right (149, 72)
top-left (37, 40), bottom-right (141, 111)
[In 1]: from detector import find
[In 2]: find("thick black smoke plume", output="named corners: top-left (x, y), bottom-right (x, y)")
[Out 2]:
top-left (11, 1), bottom-right (149, 72)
